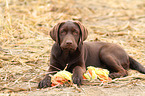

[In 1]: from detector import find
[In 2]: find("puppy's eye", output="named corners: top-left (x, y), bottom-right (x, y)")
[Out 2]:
top-left (73, 31), bottom-right (78, 35)
top-left (60, 31), bottom-right (66, 35)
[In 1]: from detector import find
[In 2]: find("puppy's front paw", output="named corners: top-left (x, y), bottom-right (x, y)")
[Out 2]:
top-left (38, 74), bottom-right (51, 88)
top-left (72, 74), bottom-right (83, 86)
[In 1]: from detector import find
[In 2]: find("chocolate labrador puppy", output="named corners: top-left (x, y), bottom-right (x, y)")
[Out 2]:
top-left (38, 20), bottom-right (145, 88)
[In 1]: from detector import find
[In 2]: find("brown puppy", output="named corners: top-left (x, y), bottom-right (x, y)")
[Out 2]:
top-left (38, 21), bottom-right (145, 88)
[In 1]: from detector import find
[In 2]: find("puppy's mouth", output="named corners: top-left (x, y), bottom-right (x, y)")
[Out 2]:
top-left (61, 46), bottom-right (77, 52)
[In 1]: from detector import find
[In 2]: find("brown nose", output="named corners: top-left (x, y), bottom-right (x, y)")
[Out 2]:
top-left (66, 40), bottom-right (72, 45)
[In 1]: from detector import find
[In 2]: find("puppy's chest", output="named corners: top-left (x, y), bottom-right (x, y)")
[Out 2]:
top-left (57, 53), bottom-right (80, 67)
top-left (62, 55), bottom-right (77, 63)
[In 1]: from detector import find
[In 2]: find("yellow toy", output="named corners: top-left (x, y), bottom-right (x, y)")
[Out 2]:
top-left (51, 70), bottom-right (72, 86)
top-left (83, 66), bottom-right (112, 81)
top-left (51, 66), bottom-right (112, 86)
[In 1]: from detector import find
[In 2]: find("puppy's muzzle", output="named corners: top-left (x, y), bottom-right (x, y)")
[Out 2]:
top-left (60, 37), bottom-right (77, 51)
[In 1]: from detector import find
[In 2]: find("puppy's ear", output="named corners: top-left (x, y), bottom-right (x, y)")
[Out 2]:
top-left (50, 22), bottom-right (65, 43)
top-left (74, 21), bottom-right (88, 43)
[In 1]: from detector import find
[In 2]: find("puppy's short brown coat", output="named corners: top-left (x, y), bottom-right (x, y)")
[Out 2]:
top-left (38, 21), bottom-right (145, 88)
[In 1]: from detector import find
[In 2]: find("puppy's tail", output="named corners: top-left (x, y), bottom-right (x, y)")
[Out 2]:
top-left (129, 56), bottom-right (145, 74)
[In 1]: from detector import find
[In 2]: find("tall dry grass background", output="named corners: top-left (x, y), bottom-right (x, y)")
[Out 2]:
top-left (0, 0), bottom-right (145, 94)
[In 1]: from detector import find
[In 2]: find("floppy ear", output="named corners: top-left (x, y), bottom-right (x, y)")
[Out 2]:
top-left (74, 21), bottom-right (88, 43)
top-left (50, 22), bottom-right (65, 43)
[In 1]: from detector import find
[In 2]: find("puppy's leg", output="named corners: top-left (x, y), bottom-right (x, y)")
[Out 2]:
top-left (72, 66), bottom-right (85, 86)
top-left (101, 55), bottom-right (128, 78)
top-left (38, 73), bottom-right (52, 88)
top-left (38, 65), bottom-right (59, 88)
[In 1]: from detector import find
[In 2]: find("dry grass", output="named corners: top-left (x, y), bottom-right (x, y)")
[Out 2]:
top-left (0, 0), bottom-right (145, 94)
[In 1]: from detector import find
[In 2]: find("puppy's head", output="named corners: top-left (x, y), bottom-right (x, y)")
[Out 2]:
top-left (50, 21), bottom-right (88, 52)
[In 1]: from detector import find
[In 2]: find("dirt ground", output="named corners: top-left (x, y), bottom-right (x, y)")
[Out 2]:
top-left (0, 0), bottom-right (145, 96)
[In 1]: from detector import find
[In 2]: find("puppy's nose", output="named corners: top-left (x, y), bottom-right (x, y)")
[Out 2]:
top-left (66, 40), bottom-right (72, 45)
